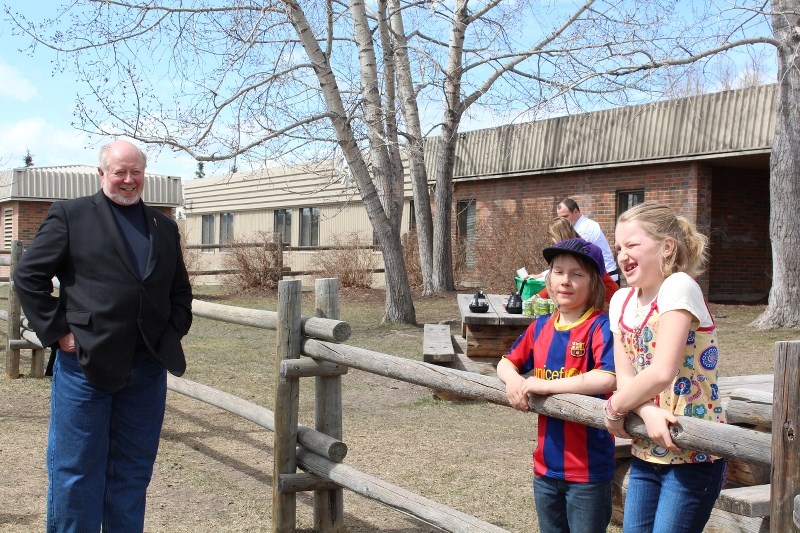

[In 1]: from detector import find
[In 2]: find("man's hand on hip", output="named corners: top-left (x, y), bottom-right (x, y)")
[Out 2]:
top-left (58, 333), bottom-right (76, 352)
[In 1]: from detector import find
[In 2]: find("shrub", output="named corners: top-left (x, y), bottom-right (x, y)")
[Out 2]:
top-left (401, 231), bottom-right (423, 289)
top-left (222, 231), bottom-right (283, 291)
top-left (317, 232), bottom-right (377, 288)
top-left (178, 224), bottom-right (201, 287)
top-left (466, 204), bottom-right (554, 294)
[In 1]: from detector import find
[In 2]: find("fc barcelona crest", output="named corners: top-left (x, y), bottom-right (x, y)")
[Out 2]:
top-left (570, 341), bottom-right (586, 358)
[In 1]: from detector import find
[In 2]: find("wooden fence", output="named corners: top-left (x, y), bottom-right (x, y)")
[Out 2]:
top-left (185, 241), bottom-right (384, 279)
top-left (3, 243), bottom-right (800, 531)
top-left (2, 240), bottom-right (47, 379)
top-left (0, 248), bottom-right (10, 283)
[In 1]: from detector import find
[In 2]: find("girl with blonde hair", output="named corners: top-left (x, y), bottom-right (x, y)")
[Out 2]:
top-left (604, 201), bottom-right (725, 533)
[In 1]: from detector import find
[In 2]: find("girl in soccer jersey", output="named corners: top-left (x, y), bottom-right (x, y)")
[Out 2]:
top-left (604, 201), bottom-right (725, 533)
top-left (498, 237), bottom-right (616, 533)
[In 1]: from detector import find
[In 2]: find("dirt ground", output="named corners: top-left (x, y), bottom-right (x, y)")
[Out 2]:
top-left (0, 291), bottom-right (796, 532)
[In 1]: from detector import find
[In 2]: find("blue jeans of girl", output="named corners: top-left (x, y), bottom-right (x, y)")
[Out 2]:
top-left (623, 456), bottom-right (726, 533)
top-left (47, 349), bottom-right (167, 533)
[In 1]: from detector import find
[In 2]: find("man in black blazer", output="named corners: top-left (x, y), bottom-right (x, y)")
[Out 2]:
top-left (13, 139), bottom-right (192, 532)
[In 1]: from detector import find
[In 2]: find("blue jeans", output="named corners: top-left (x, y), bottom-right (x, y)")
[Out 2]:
top-left (623, 456), bottom-right (726, 533)
top-left (47, 349), bottom-right (167, 533)
top-left (533, 475), bottom-right (612, 533)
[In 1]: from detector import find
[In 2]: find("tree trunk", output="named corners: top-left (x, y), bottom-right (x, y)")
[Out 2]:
top-left (378, 223), bottom-right (418, 323)
top-left (388, 0), bottom-right (435, 294)
top-left (283, 0), bottom-right (417, 324)
top-left (349, 0), bottom-right (396, 230)
top-left (752, 0), bottom-right (800, 328)
top-left (430, 0), bottom-right (469, 293)
top-left (377, 0), bottom-right (405, 238)
top-left (431, 131), bottom-right (457, 292)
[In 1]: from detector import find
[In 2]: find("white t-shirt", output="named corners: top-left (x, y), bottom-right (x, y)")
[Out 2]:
top-left (609, 272), bottom-right (713, 334)
top-left (573, 215), bottom-right (617, 275)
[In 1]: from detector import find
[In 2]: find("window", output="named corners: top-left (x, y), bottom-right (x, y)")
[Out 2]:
top-left (456, 199), bottom-right (476, 268)
top-left (201, 214), bottom-right (215, 253)
top-left (617, 190), bottom-right (645, 219)
top-left (299, 207), bottom-right (320, 247)
top-left (273, 209), bottom-right (292, 246)
top-left (219, 212), bottom-right (234, 247)
top-left (408, 200), bottom-right (416, 231)
top-left (3, 208), bottom-right (12, 249)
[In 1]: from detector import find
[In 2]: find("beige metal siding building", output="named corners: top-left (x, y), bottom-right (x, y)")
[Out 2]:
top-left (182, 162), bottom-right (416, 284)
top-left (0, 165), bottom-right (183, 205)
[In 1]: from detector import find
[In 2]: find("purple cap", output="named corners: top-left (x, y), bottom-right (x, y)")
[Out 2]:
top-left (542, 237), bottom-right (606, 275)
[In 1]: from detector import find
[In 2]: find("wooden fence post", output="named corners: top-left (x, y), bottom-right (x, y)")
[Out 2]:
top-left (276, 233), bottom-right (284, 283)
top-left (6, 240), bottom-right (23, 379)
top-left (30, 347), bottom-right (46, 378)
top-left (313, 278), bottom-right (344, 532)
top-left (273, 280), bottom-right (302, 532)
top-left (771, 340), bottom-right (800, 532)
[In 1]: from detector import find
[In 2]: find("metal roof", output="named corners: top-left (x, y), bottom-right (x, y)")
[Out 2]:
top-left (183, 84), bottom-right (776, 211)
top-left (426, 83), bottom-right (776, 180)
top-left (0, 165), bottom-right (184, 206)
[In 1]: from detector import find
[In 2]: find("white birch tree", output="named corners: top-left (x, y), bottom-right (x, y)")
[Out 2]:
top-left (6, 0), bottom-right (798, 326)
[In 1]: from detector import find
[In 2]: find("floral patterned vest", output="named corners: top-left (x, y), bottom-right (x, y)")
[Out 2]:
top-left (618, 290), bottom-right (726, 464)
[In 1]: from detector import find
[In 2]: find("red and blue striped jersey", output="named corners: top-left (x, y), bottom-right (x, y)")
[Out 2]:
top-left (503, 309), bottom-right (616, 483)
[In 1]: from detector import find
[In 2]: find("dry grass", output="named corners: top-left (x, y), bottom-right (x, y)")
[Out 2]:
top-left (1, 287), bottom-right (798, 532)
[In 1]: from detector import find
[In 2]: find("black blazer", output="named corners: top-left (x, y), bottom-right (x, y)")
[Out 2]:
top-left (13, 191), bottom-right (193, 389)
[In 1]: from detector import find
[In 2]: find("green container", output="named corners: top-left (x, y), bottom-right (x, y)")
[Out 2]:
top-left (515, 276), bottom-right (546, 301)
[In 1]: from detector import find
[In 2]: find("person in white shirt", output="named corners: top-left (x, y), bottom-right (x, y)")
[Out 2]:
top-left (557, 198), bottom-right (620, 282)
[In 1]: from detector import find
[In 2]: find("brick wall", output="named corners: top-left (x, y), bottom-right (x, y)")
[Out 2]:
top-left (709, 169), bottom-right (771, 302)
top-left (14, 201), bottom-right (53, 246)
top-left (3, 200), bottom-right (175, 249)
top-left (453, 160), bottom-right (770, 302)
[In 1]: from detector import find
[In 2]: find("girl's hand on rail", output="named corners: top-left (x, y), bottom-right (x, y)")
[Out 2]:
top-left (638, 404), bottom-right (680, 453)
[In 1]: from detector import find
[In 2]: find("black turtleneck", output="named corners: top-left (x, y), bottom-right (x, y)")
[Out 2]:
top-left (107, 198), bottom-right (150, 279)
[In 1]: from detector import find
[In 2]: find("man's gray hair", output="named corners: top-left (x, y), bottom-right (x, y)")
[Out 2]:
top-left (98, 142), bottom-right (148, 171)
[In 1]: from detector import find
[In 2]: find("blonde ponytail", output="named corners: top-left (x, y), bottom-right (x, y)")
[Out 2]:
top-left (618, 201), bottom-right (709, 278)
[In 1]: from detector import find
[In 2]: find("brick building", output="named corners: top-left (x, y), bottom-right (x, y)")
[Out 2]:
top-left (447, 84), bottom-right (774, 302)
top-left (180, 84), bottom-right (774, 301)
top-left (0, 165), bottom-right (184, 277)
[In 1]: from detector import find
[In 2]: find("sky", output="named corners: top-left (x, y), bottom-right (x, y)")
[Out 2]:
top-left (0, 1), bottom-right (776, 180)
top-left (0, 2), bottom-right (198, 178)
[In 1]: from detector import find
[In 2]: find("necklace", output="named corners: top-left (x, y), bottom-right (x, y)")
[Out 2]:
top-left (632, 289), bottom-right (658, 367)
top-left (631, 289), bottom-right (655, 359)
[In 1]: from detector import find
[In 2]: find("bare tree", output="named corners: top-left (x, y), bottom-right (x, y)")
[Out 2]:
top-left (751, 0), bottom-right (800, 328)
top-left (6, 0), bottom-right (798, 326)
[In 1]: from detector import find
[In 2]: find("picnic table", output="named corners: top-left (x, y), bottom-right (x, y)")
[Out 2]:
top-left (457, 293), bottom-right (535, 357)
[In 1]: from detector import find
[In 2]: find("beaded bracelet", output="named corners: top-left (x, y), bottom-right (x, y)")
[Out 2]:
top-left (603, 397), bottom-right (628, 421)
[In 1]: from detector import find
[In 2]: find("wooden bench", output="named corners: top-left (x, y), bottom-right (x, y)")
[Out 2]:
top-left (716, 484), bottom-right (771, 518)
top-left (422, 324), bottom-right (455, 363)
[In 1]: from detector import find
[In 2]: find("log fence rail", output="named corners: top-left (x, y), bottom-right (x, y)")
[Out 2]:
top-left (3, 237), bottom-right (800, 532)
